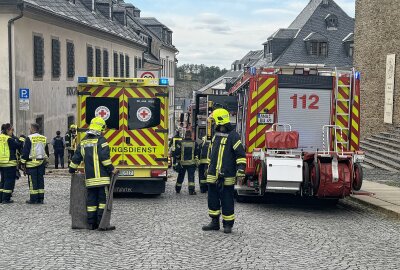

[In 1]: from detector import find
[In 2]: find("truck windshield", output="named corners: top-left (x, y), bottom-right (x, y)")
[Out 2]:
top-left (128, 98), bottom-right (161, 130)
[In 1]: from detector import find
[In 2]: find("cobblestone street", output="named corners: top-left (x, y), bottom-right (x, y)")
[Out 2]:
top-left (1, 170), bottom-right (400, 270)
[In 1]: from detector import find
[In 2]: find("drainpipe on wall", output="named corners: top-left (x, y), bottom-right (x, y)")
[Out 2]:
top-left (8, 3), bottom-right (24, 125)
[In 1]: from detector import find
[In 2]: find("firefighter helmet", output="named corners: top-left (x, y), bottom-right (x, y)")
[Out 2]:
top-left (70, 124), bottom-right (77, 129)
top-left (89, 117), bottom-right (106, 132)
top-left (212, 108), bottom-right (230, 126)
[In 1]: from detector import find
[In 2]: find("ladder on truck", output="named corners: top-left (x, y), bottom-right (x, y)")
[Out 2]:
top-left (334, 67), bottom-right (354, 152)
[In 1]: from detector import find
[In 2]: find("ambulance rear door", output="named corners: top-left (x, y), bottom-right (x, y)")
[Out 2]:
top-left (122, 85), bottom-right (168, 173)
top-left (77, 83), bottom-right (125, 165)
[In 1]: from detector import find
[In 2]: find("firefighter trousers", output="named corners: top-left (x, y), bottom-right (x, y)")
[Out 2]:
top-left (198, 164), bottom-right (208, 193)
top-left (208, 183), bottom-right (235, 227)
top-left (87, 186), bottom-right (108, 226)
top-left (0, 166), bottom-right (17, 202)
top-left (27, 164), bottom-right (45, 203)
top-left (176, 165), bottom-right (196, 192)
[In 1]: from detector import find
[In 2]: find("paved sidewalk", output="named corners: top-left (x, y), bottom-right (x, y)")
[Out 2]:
top-left (351, 180), bottom-right (400, 218)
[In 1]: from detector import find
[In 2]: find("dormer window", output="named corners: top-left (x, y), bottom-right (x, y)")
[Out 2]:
top-left (325, 14), bottom-right (338, 30)
top-left (304, 32), bottom-right (328, 57)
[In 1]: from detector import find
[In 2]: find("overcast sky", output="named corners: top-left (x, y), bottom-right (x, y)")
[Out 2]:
top-left (128, 0), bottom-right (355, 69)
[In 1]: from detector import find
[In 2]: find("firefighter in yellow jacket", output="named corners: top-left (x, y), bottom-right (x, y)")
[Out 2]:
top-left (202, 108), bottom-right (246, 234)
top-left (0, 124), bottom-right (23, 203)
top-left (69, 117), bottom-right (117, 230)
top-left (21, 123), bottom-right (49, 204)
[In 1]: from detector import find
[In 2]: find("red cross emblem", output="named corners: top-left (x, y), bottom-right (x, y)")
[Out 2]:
top-left (95, 106), bottom-right (110, 120)
top-left (137, 107), bottom-right (152, 122)
top-left (98, 110), bottom-right (108, 118)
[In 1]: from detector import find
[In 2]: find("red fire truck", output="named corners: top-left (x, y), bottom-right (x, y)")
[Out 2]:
top-left (230, 66), bottom-right (364, 201)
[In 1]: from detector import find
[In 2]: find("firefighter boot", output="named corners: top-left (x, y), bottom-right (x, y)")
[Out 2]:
top-left (189, 189), bottom-right (197, 195)
top-left (175, 185), bottom-right (181, 194)
top-left (223, 225), bottom-right (233, 234)
top-left (202, 218), bottom-right (220, 231)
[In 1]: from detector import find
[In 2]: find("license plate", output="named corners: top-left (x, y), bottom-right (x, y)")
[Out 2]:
top-left (354, 155), bottom-right (365, 163)
top-left (120, 170), bottom-right (134, 176)
top-left (257, 113), bottom-right (274, 124)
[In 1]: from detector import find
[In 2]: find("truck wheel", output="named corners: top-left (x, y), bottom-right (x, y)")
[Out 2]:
top-left (352, 163), bottom-right (363, 191)
top-left (302, 162), bottom-right (310, 196)
top-left (259, 161), bottom-right (268, 195)
top-left (311, 160), bottom-right (320, 195)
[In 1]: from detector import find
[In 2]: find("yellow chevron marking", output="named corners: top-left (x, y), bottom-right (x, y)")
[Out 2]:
top-left (352, 119), bottom-right (359, 132)
top-left (354, 95), bottom-right (359, 104)
top-left (351, 132), bottom-right (359, 144)
top-left (352, 107), bottom-right (359, 118)
top-left (249, 126), bottom-right (257, 142)
top-left (257, 78), bottom-right (274, 93)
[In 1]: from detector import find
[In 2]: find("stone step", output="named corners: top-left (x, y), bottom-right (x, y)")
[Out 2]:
top-left (363, 157), bottom-right (399, 172)
top-left (361, 140), bottom-right (400, 157)
top-left (361, 145), bottom-right (400, 165)
top-left (361, 148), bottom-right (400, 171)
top-left (364, 137), bottom-right (400, 151)
top-left (379, 132), bottom-right (400, 139)
top-left (361, 163), bottom-right (374, 170)
top-left (372, 134), bottom-right (400, 144)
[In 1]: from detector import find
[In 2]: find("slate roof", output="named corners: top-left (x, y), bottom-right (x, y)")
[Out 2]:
top-left (136, 17), bottom-right (177, 52)
top-left (21, 0), bottom-right (146, 47)
top-left (197, 70), bottom-right (243, 93)
top-left (289, 0), bottom-right (324, 29)
top-left (257, 0), bottom-right (354, 68)
top-left (266, 28), bottom-right (300, 41)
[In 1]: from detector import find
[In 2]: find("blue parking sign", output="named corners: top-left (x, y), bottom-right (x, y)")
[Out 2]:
top-left (19, 88), bottom-right (30, 99)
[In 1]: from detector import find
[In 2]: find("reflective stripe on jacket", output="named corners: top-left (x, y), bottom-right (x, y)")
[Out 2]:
top-left (206, 129), bottom-right (246, 186)
top-left (174, 139), bottom-right (199, 166)
top-left (198, 139), bottom-right (210, 164)
top-left (21, 134), bottom-right (48, 168)
top-left (0, 134), bottom-right (20, 167)
top-left (69, 134), bottom-right (114, 187)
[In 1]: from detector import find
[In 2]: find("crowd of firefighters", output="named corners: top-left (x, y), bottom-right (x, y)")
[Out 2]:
top-left (0, 123), bottom-right (77, 204)
top-left (1, 107), bottom-right (246, 234)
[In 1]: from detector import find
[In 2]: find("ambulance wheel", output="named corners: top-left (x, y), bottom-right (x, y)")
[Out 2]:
top-left (311, 160), bottom-right (320, 195)
top-left (302, 162), bottom-right (310, 197)
top-left (352, 163), bottom-right (363, 191)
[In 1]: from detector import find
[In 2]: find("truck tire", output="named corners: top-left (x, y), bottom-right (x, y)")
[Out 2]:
top-left (311, 160), bottom-right (320, 195)
top-left (302, 162), bottom-right (310, 196)
top-left (260, 161), bottom-right (268, 195)
top-left (352, 163), bottom-right (363, 191)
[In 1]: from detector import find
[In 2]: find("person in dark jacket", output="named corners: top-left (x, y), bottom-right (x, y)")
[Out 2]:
top-left (51, 131), bottom-right (65, 169)
top-left (169, 131), bottom-right (182, 171)
top-left (197, 136), bottom-right (210, 193)
top-left (69, 117), bottom-right (117, 230)
top-left (20, 123), bottom-right (49, 204)
top-left (202, 108), bottom-right (246, 234)
top-left (174, 130), bottom-right (199, 195)
top-left (0, 124), bottom-right (23, 203)
top-left (65, 124), bottom-right (77, 164)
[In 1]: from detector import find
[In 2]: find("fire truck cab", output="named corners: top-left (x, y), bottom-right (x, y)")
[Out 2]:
top-left (76, 77), bottom-right (170, 195)
top-left (231, 66), bottom-right (364, 200)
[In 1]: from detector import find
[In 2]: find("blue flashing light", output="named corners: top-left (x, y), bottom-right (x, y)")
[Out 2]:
top-left (78, 77), bottom-right (88, 83)
top-left (159, 78), bottom-right (169, 86)
top-left (355, 71), bottom-right (361, 80)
